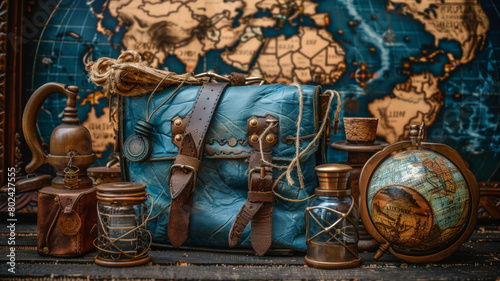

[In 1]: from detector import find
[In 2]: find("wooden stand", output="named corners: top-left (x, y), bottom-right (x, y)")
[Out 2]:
top-left (331, 140), bottom-right (387, 251)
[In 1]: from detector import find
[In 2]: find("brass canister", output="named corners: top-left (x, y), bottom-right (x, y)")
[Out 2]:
top-left (95, 182), bottom-right (151, 267)
top-left (304, 164), bottom-right (361, 269)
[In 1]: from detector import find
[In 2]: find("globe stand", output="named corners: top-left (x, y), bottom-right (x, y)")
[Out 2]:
top-left (359, 123), bottom-right (479, 263)
top-left (331, 140), bottom-right (387, 251)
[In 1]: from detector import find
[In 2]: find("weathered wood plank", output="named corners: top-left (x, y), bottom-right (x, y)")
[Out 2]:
top-left (0, 234), bottom-right (37, 246)
top-left (1, 220), bottom-right (499, 280)
top-left (1, 239), bottom-right (499, 267)
top-left (469, 225), bottom-right (500, 242)
top-left (0, 250), bottom-right (308, 265)
top-left (1, 263), bottom-right (499, 280)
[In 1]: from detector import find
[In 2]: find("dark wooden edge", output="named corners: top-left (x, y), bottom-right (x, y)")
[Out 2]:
top-left (0, 0), bottom-right (24, 187)
top-left (359, 141), bottom-right (480, 263)
top-left (478, 181), bottom-right (500, 219)
top-left (0, 0), bottom-right (6, 186)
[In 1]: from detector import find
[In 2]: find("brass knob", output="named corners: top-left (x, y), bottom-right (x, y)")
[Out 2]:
top-left (174, 134), bottom-right (183, 142)
top-left (43, 247), bottom-right (49, 253)
top-left (174, 118), bottom-right (182, 127)
top-left (54, 197), bottom-right (59, 202)
top-left (265, 134), bottom-right (275, 143)
top-left (250, 134), bottom-right (259, 143)
top-left (249, 119), bottom-right (258, 127)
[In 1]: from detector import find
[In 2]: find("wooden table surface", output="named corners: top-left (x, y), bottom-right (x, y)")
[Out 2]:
top-left (1, 215), bottom-right (499, 280)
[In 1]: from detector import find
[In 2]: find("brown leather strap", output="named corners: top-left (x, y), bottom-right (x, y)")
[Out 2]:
top-left (249, 172), bottom-right (274, 255)
top-left (168, 83), bottom-right (229, 248)
top-left (228, 200), bottom-right (263, 247)
top-left (229, 72), bottom-right (246, 86)
top-left (251, 198), bottom-right (273, 255)
top-left (173, 154), bottom-right (201, 171)
top-left (248, 191), bottom-right (274, 202)
top-left (228, 115), bottom-right (277, 256)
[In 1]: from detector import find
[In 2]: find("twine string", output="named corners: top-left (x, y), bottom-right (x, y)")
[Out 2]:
top-left (86, 50), bottom-right (208, 97)
top-left (257, 86), bottom-right (341, 202)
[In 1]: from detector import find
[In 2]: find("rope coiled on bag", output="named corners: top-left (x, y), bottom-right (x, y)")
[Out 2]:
top-left (86, 50), bottom-right (208, 97)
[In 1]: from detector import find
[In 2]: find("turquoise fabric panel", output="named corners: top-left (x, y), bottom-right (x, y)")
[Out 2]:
top-left (121, 84), bottom-right (324, 251)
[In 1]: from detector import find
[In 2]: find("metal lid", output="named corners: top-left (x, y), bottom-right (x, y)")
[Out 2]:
top-left (315, 164), bottom-right (352, 194)
top-left (315, 163), bottom-right (352, 173)
top-left (96, 182), bottom-right (147, 205)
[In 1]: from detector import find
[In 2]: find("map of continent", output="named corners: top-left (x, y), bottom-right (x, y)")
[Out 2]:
top-left (368, 71), bottom-right (443, 143)
top-left (368, 0), bottom-right (490, 143)
top-left (387, 0), bottom-right (489, 64)
top-left (92, 0), bottom-right (345, 83)
top-left (26, 0), bottom-right (500, 179)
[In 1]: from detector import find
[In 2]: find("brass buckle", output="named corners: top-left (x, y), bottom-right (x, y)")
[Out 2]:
top-left (245, 76), bottom-right (267, 85)
top-left (168, 164), bottom-right (198, 193)
top-left (194, 72), bottom-right (266, 85)
top-left (194, 71), bottom-right (231, 83)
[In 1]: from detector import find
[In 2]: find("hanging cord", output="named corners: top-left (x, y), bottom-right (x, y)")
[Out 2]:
top-left (258, 86), bottom-right (341, 202)
top-left (145, 76), bottom-right (187, 122)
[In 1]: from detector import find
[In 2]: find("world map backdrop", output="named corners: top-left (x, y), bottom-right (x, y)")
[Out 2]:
top-left (24, 0), bottom-right (500, 181)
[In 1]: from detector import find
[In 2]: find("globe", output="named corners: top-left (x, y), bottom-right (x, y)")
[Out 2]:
top-left (366, 149), bottom-right (471, 253)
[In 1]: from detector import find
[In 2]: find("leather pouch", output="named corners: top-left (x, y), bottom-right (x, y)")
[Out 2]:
top-left (37, 186), bottom-right (97, 257)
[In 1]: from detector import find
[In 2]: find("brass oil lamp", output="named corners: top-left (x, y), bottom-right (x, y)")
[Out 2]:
top-left (23, 83), bottom-right (97, 257)
top-left (23, 82), bottom-right (95, 189)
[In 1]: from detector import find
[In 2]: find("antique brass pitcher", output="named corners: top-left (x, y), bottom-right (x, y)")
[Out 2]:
top-left (23, 82), bottom-right (95, 189)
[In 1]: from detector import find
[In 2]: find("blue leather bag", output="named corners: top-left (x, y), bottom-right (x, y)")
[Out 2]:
top-left (120, 83), bottom-right (336, 252)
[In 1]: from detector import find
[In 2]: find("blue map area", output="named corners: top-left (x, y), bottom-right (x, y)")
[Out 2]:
top-left (25, 0), bottom-right (500, 181)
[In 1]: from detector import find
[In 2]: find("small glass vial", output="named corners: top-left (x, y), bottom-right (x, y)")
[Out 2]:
top-left (95, 182), bottom-right (151, 267)
top-left (305, 164), bottom-right (361, 269)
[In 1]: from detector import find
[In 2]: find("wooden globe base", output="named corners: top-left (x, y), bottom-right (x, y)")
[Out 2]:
top-left (94, 255), bottom-right (151, 267)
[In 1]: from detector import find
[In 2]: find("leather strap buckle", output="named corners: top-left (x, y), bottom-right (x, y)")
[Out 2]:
top-left (168, 164), bottom-right (198, 194)
top-left (167, 82), bottom-right (229, 248)
top-left (247, 167), bottom-right (273, 190)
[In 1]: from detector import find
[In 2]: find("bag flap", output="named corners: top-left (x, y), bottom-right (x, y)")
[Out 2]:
top-left (121, 84), bottom-right (322, 161)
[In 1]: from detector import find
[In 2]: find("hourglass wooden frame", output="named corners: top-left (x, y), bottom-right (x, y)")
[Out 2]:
top-left (359, 123), bottom-right (479, 263)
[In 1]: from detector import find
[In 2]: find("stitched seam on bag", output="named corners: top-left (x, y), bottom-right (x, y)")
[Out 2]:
top-left (120, 87), bottom-right (321, 155)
